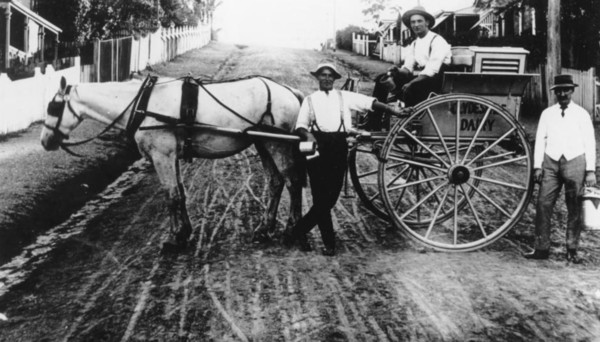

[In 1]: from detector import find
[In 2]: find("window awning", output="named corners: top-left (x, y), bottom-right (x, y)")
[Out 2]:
top-left (470, 9), bottom-right (494, 30)
top-left (432, 13), bottom-right (452, 29)
top-left (10, 0), bottom-right (62, 35)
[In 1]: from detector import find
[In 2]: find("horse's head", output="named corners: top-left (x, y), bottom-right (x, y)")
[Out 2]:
top-left (40, 76), bottom-right (84, 151)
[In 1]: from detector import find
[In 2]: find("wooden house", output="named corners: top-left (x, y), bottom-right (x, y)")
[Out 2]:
top-left (0, 0), bottom-right (62, 73)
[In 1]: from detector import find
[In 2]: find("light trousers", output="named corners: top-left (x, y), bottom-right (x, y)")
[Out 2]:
top-left (534, 154), bottom-right (586, 250)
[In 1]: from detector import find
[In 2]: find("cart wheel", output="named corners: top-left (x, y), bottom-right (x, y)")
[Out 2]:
top-left (348, 134), bottom-right (389, 219)
top-left (378, 94), bottom-right (534, 252)
top-left (348, 134), bottom-right (481, 224)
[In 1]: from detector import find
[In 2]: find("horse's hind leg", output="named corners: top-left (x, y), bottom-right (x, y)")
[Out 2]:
top-left (257, 141), bottom-right (303, 239)
top-left (253, 142), bottom-right (285, 242)
top-left (150, 151), bottom-right (193, 252)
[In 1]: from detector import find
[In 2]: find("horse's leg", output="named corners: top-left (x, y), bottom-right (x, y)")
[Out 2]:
top-left (253, 142), bottom-right (285, 242)
top-left (258, 141), bottom-right (304, 239)
top-left (148, 150), bottom-right (193, 252)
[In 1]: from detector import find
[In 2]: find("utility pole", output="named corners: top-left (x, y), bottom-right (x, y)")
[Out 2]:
top-left (546, 0), bottom-right (561, 105)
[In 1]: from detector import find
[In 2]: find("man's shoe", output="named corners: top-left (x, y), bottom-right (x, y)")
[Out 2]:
top-left (524, 249), bottom-right (549, 260)
top-left (321, 247), bottom-right (335, 256)
top-left (566, 249), bottom-right (584, 264)
top-left (283, 233), bottom-right (312, 252)
top-left (297, 235), bottom-right (313, 252)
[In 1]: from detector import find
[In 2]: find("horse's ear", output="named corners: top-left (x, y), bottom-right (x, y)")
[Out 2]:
top-left (60, 76), bottom-right (67, 91)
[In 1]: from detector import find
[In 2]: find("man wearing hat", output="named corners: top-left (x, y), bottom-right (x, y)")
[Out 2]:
top-left (285, 61), bottom-right (411, 256)
top-left (385, 6), bottom-right (451, 107)
top-left (526, 74), bottom-right (597, 263)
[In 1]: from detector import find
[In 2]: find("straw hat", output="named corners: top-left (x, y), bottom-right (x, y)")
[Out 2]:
top-left (401, 6), bottom-right (435, 28)
top-left (310, 62), bottom-right (342, 79)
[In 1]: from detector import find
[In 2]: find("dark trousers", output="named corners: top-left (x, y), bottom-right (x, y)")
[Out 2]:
top-left (392, 64), bottom-right (447, 106)
top-left (534, 154), bottom-right (586, 250)
top-left (293, 132), bottom-right (348, 249)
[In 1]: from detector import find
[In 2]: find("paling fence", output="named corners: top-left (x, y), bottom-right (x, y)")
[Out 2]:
top-left (1, 24), bottom-right (212, 135)
top-left (522, 65), bottom-right (597, 120)
top-left (81, 24), bottom-right (211, 82)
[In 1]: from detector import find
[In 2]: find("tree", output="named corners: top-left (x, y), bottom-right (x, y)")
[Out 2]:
top-left (75, 0), bottom-right (160, 41)
top-left (360, 0), bottom-right (401, 23)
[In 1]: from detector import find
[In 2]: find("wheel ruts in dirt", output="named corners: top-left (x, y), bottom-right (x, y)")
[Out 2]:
top-left (377, 93), bottom-right (534, 252)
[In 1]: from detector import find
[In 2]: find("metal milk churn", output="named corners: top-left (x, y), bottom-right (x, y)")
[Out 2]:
top-left (582, 187), bottom-right (600, 230)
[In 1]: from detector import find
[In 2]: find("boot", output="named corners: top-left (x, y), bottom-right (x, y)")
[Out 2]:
top-left (523, 249), bottom-right (549, 260)
top-left (566, 249), bottom-right (584, 264)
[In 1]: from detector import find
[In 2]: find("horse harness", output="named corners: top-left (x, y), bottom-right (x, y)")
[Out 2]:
top-left (45, 85), bottom-right (82, 141)
top-left (128, 75), bottom-right (278, 160)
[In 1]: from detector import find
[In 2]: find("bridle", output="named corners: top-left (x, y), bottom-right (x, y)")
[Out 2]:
top-left (45, 85), bottom-right (83, 142)
top-left (44, 80), bottom-right (147, 157)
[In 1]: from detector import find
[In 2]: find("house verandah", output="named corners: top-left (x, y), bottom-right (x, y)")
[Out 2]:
top-left (0, 0), bottom-right (62, 76)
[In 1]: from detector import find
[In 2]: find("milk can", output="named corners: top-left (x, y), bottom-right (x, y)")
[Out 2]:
top-left (581, 187), bottom-right (600, 230)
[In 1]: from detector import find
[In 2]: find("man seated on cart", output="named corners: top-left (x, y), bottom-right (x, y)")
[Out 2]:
top-left (369, 6), bottom-right (452, 130)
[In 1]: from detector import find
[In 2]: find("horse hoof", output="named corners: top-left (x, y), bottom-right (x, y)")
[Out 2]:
top-left (252, 231), bottom-right (272, 244)
top-left (161, 240), bottom-right (185, 254)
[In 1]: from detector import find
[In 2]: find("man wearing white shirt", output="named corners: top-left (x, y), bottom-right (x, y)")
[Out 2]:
top-left (526, 74), bottom-right (597, 263)
top-left (284, 61), bottom-right (411, 256)
top-left (390, 6), bottom-right (451, 107)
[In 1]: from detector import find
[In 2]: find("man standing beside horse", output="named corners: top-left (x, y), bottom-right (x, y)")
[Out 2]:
top-left (284, 61), bottom-right (412, 256)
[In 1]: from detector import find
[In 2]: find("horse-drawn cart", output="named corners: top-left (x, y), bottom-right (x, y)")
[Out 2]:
top-left (348, 46), bottom-right (537, 252)
top-left (41, 46), bottom-right (538, 252)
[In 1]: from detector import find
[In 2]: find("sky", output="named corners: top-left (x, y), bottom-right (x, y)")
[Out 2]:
top-left (213, 0), bottom-right (474, 49)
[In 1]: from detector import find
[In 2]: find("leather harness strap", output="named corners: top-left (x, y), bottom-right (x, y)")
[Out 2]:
top-left (126, 75), bottom-right (158, 140)
top-left (180, 76), bottom-right (200, 161)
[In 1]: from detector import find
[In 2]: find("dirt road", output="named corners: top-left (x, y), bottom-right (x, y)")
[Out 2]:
top-left (1, 42), bottom-right (600, 342)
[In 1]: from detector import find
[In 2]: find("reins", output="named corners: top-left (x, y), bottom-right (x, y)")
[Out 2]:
top-left (50, 74), bottom-right (300, 157)
top-left (53, 76), bottom-right (154, 156)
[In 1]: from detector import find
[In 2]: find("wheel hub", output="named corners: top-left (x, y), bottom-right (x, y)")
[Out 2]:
top-left (447, 165), bottom-right (471, 185)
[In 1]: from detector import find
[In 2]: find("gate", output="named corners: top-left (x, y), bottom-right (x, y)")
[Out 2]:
top-left (81, 37), bottom-right (132, 83)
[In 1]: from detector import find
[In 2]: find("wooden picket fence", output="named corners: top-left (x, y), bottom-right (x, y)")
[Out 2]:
top-left (81, 24), bottom-right (212, 83)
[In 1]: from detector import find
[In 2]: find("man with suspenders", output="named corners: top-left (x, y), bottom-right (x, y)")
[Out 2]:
top-left (387, 6), bottom-right (452, 107)
top-left (285, 61), bottom-right (411, 256)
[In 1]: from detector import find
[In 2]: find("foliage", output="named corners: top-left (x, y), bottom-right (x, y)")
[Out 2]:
top-left (561, 0), bottom-right (600, 70)
top-left (75, 0), bottom-right (161, 41)
top-left (39, 0), bottom-right (221, 43)
top-left (360, 0), bottom-right (401, 22)
top-left (36, 0), bottom-right (81, 42)
top-left (336, 25), bottom-right (369, 51)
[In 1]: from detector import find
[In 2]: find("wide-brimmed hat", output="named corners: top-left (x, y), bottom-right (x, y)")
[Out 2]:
top-left (310, 62), bottom-right (342, 79)
top-left (550, 74), bottom-right (578, 90)
top-left (401, 6), bottom-right (435, 28)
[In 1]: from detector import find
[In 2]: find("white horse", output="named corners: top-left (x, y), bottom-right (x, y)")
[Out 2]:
top-left (41, 76), bottom-right (305, 252)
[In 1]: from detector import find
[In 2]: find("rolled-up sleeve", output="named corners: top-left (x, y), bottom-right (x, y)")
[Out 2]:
top-left (401, 43), bottom-right (415, 72)
top-left (294, 98), bottom-right (311, 131)
top-left (581, 111), bottom-right (596, 171)
top-left (421, 38), bottom-right (451, 77)
top-left (533, 111), bottom-right (548, 169)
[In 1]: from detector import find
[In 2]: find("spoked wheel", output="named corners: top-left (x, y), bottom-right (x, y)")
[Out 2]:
top-left (378, 94), bottom-right (534, 252)
top-left (348, 134), bottom-right (482, 223)
top-left (348, 133), bottom-right (389, 219)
